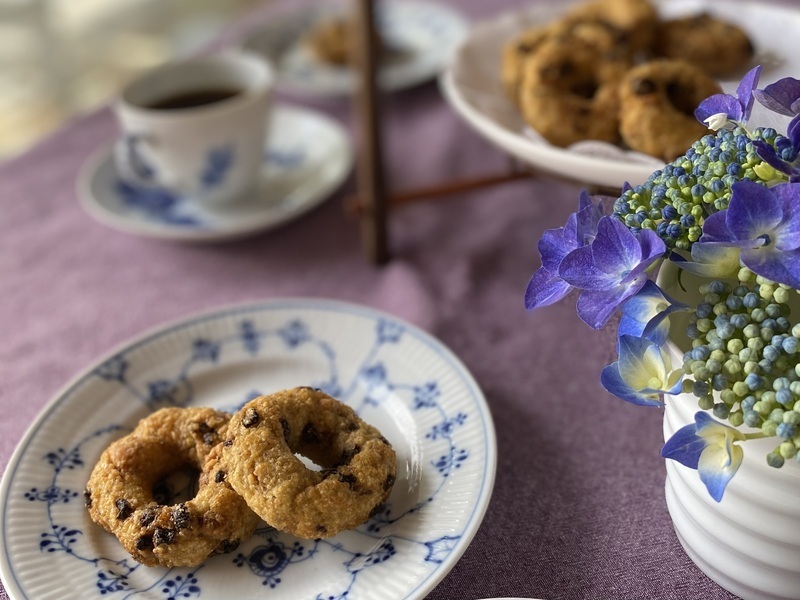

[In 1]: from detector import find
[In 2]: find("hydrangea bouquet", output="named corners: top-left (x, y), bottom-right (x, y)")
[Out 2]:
top-left (525, 66), bottom-right (800, 502)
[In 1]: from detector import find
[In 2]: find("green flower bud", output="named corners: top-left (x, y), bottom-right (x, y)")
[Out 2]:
top-left (762, 420), bottom-right (778, 437)
top-left (780, 441), bottom-right (797, 459)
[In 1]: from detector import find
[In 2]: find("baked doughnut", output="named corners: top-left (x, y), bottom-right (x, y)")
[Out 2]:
top-left (653, 14), bottom-right (754, 78)
top-left (221, 387), bottom-right (397, 539)
top-left (306, 17), bottom-right (352, 65)
top-left (519, 38), bottom-right (622, 147)
top-left (563, 0), bottom-right (658, 54)
top-left (501, 26), bottom-right (554, 105)
top-left (618, 59), bottom-right (722, 161)
top-left (305, 16), bottom-right (389, 66)
top-left (85, 407), bottom-right (260, 567)
top-left (502, 20), bottom-right (631, 106)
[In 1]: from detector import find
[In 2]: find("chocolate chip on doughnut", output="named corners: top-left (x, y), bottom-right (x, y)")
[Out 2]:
top-left (85, 407), bottom-right (259, 567)
top-left (618, 59), bottom-right (722, 161)
top-left (221, 387), bottom-right (397, 539)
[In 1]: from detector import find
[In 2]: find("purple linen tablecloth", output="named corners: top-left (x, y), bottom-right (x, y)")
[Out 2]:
top-left (0, 1), bottom-right (767, 599)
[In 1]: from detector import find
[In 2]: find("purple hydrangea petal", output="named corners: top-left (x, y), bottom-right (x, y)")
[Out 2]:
top-left (638, 229), bottom-right (668, 265)
top-left (789, 115), bottom-right (800, 150)
top-left (558, 246), bottom-right (617, 290)
top-left (576, 194), bottom-right (604, 245)
top-left (753, 140), bottom-right (799, 178)
top-left (698, 211), bottom-right (736, 243)
top-left (538, 216), bottom-right (578, 272)
top-left (772, 183), bottom-right (800, 250)
top-left (696, 94), bottom-right (742, 124)
top-left (753, 76), bottom-right (800, 117)
top-left (740, 248), bottom-right (800, 289)
top-left (576, 282), bottom-right (642, 329)
top-left (525, 267), bottom-right (573, 309)
top-left (736, 65), bottom-right (762, 122)
top-left (726, 180), bottom-right (783, 239)
top-left (591, 216), bottom-right (643, 276)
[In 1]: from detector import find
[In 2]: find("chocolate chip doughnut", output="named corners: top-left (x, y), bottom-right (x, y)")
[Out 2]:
top-left (563, 0), bottom-right (658, 55)
top-left (221, 387), bottom-right (397, 539)
top-left (519, 38), bottom-right (623, 147)
top-left (85, 407), bottom-right (259, 567)
top-left (502, 19), bottom-right (631, 106)
top-left (618, 59), bottom-right (722, 161)
top-left (653, 13), bottom-right (754, 78)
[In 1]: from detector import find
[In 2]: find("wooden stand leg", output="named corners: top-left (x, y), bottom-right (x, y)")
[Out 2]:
top-left (353, 0), bottom-right (389, 264)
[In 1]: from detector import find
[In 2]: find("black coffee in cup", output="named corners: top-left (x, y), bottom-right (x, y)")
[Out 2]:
top-left (146, 88), bottom-right (241, 110)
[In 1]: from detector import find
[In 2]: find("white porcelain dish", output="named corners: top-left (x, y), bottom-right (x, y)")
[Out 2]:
top-left (0, 299), bottom-right (497, 599)
top-left (441, 0), bottom-right (800, 189)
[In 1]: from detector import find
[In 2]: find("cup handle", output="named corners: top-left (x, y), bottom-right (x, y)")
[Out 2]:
top-left (114, 133), bottom-right (158, 186)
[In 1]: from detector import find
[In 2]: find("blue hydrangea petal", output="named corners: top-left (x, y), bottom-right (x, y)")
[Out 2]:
top-left (618, 280), bottom-right (669, 338)
top-left (677, 242), bottom-right (742, 278)
top-left (525, 267), bottom-right (572, 310)
top-left (617, 335), bottom-right (669, 389)
top-left (618, 281), bottom-right (687, 346)
top-left (641, 304), bottom-right (692, 347)
top-left (695, 417), bottom-right (745, 502)
top-left (600, 362), bottom-right (665, 407)
top-left (661, 422), bottom-right (704, 468)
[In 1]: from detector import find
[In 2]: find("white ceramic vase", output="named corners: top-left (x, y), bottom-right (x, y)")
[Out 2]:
top-left (658, 264), bottom-right (800, 600)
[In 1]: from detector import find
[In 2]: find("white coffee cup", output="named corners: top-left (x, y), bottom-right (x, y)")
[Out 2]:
top-left (113, 51), bottom-right (274, 206)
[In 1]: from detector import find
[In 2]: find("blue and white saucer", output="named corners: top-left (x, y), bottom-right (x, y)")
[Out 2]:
top-left (241, 1), bottom-right (469, 98)
top-left (77, 105), bottom-right (352, 242)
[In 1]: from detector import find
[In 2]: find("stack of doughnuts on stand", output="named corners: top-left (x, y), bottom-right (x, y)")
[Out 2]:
top-left (502, 0), bottom-right (755, 161)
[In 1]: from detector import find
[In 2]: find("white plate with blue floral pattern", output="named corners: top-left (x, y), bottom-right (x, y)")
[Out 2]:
top-left (77, 104), bottom-right (352, 242)
top-left (441, 0), bottom-right (800, 189)
top-left (241, 1), bottom-right (469, 98)
top-left (0, 299), bottom-right (496, 600)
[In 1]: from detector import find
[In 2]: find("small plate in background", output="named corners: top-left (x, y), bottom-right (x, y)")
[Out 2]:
top-left (242, 1), bottom-right (469, 98)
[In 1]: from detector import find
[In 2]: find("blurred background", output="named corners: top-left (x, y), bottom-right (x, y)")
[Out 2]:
top-left (0, 0), bottom-right (265, 161)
